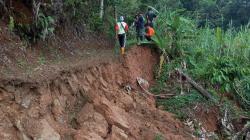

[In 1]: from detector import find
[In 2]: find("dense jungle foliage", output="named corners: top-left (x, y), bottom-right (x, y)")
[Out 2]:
top-left (1, 0), bottom-right (250, 41)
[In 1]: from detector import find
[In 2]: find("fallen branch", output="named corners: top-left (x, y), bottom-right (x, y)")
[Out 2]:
top-left (176, 69), bottom-right (214, 100)
top-left (137, 77), bottom-right (175, 99)
top-left (240, 115), bottom-right (250, 120)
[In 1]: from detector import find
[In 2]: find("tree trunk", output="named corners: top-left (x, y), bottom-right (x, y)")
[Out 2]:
top-left (176, 69), bottom-right (215, 100)
top-left (99, 0), bottom-right (104, 19)
top-left (114, 5), bottom-right (117, 22)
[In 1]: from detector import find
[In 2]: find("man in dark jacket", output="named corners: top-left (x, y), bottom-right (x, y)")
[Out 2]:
top-left (134, 13), bottom-right (144, 45)
top-left (146, 8), bottom-right (157, 28)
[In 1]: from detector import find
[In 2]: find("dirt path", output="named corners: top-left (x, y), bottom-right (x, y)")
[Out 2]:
top-left (0, 21), bottom-right (115, 81)
top-left (0, 47), bottom-right (116, 82)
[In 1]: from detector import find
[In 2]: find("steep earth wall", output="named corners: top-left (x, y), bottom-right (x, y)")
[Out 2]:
top-left (0, 47), bottom-right (194, 140)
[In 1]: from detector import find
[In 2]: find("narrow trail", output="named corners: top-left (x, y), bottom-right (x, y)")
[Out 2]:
top-left (0, 46), bottom-right (195, 140)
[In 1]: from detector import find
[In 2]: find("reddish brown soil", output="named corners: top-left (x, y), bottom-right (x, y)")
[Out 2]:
top-left (193, 105), bottom-right (220, 132)
top-left (0, 44), bottom-right (196, 140)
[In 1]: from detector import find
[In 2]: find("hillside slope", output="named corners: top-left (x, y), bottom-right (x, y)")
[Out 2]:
top-left (0, 46), bottom-right (195, 140)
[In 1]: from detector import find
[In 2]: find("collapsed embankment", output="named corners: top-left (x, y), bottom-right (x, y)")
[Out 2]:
top-left (0, 46), bottom-right (194, 140)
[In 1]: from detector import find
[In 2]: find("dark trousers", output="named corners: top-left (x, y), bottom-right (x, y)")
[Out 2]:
top-left (137, 35), bottom-right (144, 42)
top-left (136, 28), bottom-right (144, 42)
top-left (118, 34), bottom-right (126, 47)
top-left (145, 36), bottom-right (152, 41)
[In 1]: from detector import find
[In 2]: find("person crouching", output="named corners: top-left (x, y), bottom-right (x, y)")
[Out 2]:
top-left (145, 24), bottom-right (155, 41)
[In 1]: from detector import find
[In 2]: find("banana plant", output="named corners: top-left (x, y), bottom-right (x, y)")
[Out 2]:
top-left (152, 10), bottom-right (194, 77)
top-left (152, 31), bottom-right (171, 77)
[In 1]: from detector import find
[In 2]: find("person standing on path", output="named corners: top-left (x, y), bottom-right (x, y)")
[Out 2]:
top-left (115, 16), bottom-right (129, 55)
top-left (134, 13), bottom-right (145, 45)
top-left (146, 8), bottom-right (157, 28)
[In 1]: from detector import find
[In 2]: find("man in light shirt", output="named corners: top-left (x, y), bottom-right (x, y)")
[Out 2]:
top-left (115, 16), bottom-right (129, 55)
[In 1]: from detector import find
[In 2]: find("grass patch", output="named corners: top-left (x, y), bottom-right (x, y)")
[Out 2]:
top-left (154, 133), bottom-right (164, 140)
top-left (157, 90), bottom-right (207, 120)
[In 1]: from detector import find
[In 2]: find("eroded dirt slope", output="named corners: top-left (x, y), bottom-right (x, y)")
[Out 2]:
top-left (0, 47), bottom-right (194, 140)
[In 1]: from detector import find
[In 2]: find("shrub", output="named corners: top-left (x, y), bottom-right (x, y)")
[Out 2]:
top-left (15, 12), bottom-right (55, 42)
top-left (157, 91), bottom-right (206, 120)
top-left (8, 16), bottom-right (15, 32)
top-left (35, 12), bottom-right (55, 41)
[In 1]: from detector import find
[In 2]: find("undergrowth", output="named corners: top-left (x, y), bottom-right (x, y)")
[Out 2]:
top-left (154, 133), bottom-right (164, 140)
top-left (150, 11), bottom-right (250, 133)
top-left (157, 91), bottom-right (207, 120)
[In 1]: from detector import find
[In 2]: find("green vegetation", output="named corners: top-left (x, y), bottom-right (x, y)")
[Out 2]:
top-left (8, 16), bottom-right (14, 32)
top-left (157, 91), bottom-right (207, 119)
top-left (146, 13), bottom-right (250, 140)
top-left (15, 13), bottom-right (55, 42)
top-left (38, 55), bottom-right (46, 65)
top-left (17, 58), bottom-right (28, 69)
top-left (1, 0), bottom-right (249, 42)
top-left (154, 133), bottom-right (164, 140)
top-left (36, 13), bottom-right (55, 41)
top-left (152, 11), bottom-right (250, 120)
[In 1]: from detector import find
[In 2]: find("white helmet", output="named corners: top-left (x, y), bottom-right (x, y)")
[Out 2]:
top-left (119, 16), bottom-right (124, 22)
